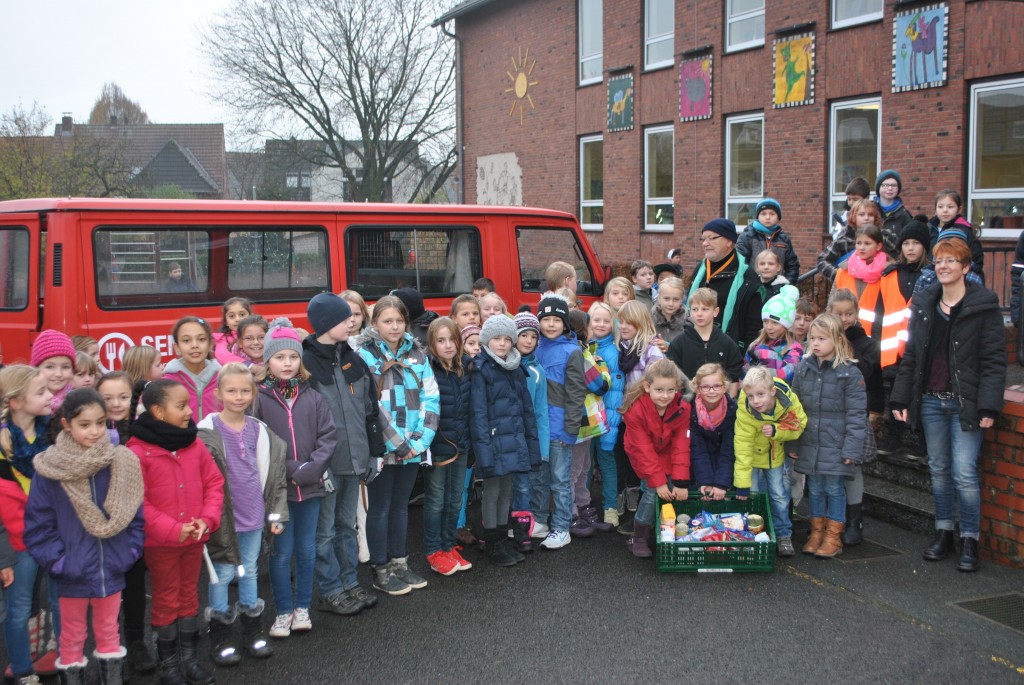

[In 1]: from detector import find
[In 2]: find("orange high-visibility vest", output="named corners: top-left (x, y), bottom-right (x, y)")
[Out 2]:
top-left (834, 269), bottom-right (882, 335)
top-left (877, 273), bottom-right (911, 368)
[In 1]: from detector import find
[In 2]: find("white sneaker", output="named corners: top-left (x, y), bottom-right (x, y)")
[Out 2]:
top-left (540, 530), bottom-right (571, 550)
top-left (291, 607), bottom-right (312, 632)
top-left (531, 522), bottom-right (550, 539)
top-left (269, 613), bottom-right (292, 638)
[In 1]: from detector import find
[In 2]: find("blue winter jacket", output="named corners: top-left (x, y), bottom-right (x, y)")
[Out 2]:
top-left (429, 355), bottom-right (473, 462)
top-left (520, 353), bottom-right (550, 460)
top-left (469, 351), bottom-right (542, 477)
top-left (595, 332), bottom-right (625, 452)
top-left (689, 395), bottom-right (747, 497)
top-left (536, 333), bottom-right (586, 446)
top-left (24, 466), bottom-right (144, 599)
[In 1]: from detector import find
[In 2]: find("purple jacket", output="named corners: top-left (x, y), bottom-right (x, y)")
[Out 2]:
top-left (253, 382), bottom-right (338, 502)
top-left (24, 467), bottom-right (144, 599)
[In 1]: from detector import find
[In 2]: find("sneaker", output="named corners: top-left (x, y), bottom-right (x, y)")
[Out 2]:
top-left (391, 557), bottom-right (428, 590)
top-left (540, 530), bottom-right (571, 550)
top-left (349, 584), bottom-right (379, 610)
top-left (372, 563), bottom-right (411, 596)
top-left (530, 522), bottom-right (550, 539)
top-left (317, 590), bottom-right (363, 616)
top-left (604, 507), bottom-right (620, 528)
top-left (269, 613), bottom-right (292, 638)
top-left (449, 547), bottom-right (473, 571)
top-left (777, 537), bottom-right (795, 558)
top-left (616, 518), bottom-right (634, 536)
top-left (291, 607), bottom-right (312, 632)
top-left (426, 550), bottom-right (459, 576)
top-left (13, 676), bottom-right (41, 685)
top-left (569, 515), bottom-right (594, 538)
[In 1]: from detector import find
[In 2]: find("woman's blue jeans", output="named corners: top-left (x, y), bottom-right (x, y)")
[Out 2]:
top-left (920, 395), bottom-right (984, 538)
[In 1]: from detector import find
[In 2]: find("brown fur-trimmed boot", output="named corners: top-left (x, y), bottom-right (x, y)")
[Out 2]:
top-left (802, 517), bottom-right (826, 555)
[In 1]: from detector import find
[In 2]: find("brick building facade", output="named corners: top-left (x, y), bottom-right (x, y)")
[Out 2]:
top-left (436, 0), bottom-right (1024, 273)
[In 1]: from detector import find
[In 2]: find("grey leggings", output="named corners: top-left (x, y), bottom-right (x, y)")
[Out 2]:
top-left (481, 474), bottom-right (514, 530)
top-left (844, 466), bottom-right (863, 506)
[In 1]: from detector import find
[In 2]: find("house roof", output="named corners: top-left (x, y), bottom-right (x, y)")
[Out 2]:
top-left (55, 123), bottom-right (227, 198)
top-left (431, 0), bottom-right (501, 26)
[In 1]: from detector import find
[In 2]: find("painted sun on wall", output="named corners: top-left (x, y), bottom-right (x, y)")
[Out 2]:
top-left (772, 33), bottom-right (814, 108)
top-left (892, 3), bottom-right (948, 92)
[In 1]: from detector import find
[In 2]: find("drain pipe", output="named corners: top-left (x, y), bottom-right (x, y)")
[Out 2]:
top-left (439, 21), bottom-right (465, 204)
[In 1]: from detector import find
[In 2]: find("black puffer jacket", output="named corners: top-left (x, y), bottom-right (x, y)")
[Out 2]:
top-left (890, 283), bottom-right (1007, 431)
top-left (430, 355), bottom-right (473, 463)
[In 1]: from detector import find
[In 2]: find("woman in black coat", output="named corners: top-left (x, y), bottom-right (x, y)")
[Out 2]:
top-left (890, 240), bottom-right (1006, 572)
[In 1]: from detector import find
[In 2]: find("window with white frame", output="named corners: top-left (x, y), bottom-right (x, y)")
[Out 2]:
top-left (831, 0), bottom-right (883, 30)
top-left (726, 0), bottom-right (764, 53)
top-left (969, 78), bottom-right (1024, 238)
top-left (725, 114), bottom-right (764, 225)
top-left (829, 98), bottom-right (880, 225)
top-left (579, 0), bottom-right (603, 85)
top-left (645, 126), bottom-right (674, 231)
top-left (579, 136), bottom-right (604, 230)
top-left (645, 0), bottom-right (674, 70)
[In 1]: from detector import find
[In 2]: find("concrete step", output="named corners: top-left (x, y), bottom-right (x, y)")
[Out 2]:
top-left (862, 451), bottom-right (932, 494)
top-left (863, 473), bottom-right (935, 536)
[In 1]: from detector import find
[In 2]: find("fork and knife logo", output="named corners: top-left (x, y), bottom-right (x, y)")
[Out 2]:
top-left (97, 332), bottom-right (136, 373)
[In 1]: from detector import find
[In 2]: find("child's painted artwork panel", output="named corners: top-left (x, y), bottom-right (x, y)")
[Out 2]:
top-left (892, 3), bottom-right (948, 92)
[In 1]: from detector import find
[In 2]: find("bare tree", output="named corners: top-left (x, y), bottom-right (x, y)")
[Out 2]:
top-left (203, 0), bottom-right (455, 203)
top-left (0, 103), bottom-right (55, 199)
top-left (88, 83), bottom-right (151, 125)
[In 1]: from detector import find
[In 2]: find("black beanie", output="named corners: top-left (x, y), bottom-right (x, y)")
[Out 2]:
top-left (307, 293), bottom-right (352, 336)
top-left (391, 288), bottom-right (425, 321)
top-left (897, 220), bottom-right (932, 253)
top-left (537, 295), bottom-right (570, 332)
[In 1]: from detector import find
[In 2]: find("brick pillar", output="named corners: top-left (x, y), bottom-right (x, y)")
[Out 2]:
top-left (981, 389), bottom-right (1024, 568)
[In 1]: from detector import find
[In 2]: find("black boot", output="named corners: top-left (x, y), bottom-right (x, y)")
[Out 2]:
top-left (205, 607), bottom-right (241, 667)
top-left (841, 503), bottom-right (863, 546)
top-left (958, 537), bottom-right (980, 572)
top-left (238, 601), bottom-right (273, 659)
top-left (126, 638), bottom-right (156, 675)
top-left (483, 528), bottom-right (517, 567)
top-left (96, 649), bottom-right (126, 685)
top-left (501, 528), bottom-right (525, 563)
top-left (176, 616), bottom-right (215, 685)
top-left (154, 624), bottom-right (187, 685)
top-left (509, 511), bottom-right (534, 553)
top-left (57, 660), bottom-right (87, 685)
top-left (922, 529), bottom-right (957, 561)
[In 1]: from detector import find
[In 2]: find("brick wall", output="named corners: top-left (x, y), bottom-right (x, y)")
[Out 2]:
top-left (456, 0), bottom-right (1024, 274)
top-left (984, 391), bottom-right (1024, 569)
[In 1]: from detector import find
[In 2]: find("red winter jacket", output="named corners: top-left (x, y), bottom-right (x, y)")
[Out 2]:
top-left (623, 393), bottom-right (691, 489)
top-left (127, 436), bottom-right (225, 548)
top-left (0, 475), bottom-right (29, 552)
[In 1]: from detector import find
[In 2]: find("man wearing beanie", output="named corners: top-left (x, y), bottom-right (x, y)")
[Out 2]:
top-left (391, 288), bottom-right (438, 348)
top-left (687, 218), bottom-right (763, 352)
top-left (736, 198), bottom-right (800, 283)
top-left (299, 298), bottom-right (385, 616)
top-left (873, 169), bottom-right (913, 249)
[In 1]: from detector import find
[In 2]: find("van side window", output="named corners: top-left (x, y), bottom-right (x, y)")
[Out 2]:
top-left (228, 229), bottom-right (328, 292)
top-left (0, 228), bottom-right (29, 310)
top-left (516, 226), bottom-right (596, 294)
top-left (345, 226), bottom-right (482, 299)
top-left (94, 229), bottom-right (211, 306)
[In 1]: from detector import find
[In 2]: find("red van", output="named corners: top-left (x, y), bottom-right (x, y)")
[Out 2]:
top-left (0, 198), bottom-right (606, 371)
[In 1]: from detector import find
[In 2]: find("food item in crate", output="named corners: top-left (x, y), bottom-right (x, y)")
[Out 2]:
top-left (746, 514), bottom-right (765, 534)
top-left (675, 521), bottom-right (690, 537)
top-left (720, 513), bottom-right (744, 531)
top-left (676, 513), bottom-right (691, 525)
top-left (661, 502), bottom-right (677, 522)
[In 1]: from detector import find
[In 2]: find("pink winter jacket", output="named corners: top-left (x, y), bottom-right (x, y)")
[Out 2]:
top-left (162, 358), bottom-right (222, 422)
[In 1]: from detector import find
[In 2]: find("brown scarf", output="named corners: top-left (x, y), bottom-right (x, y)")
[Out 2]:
top-left (33, 431), bottom-right (144, 539)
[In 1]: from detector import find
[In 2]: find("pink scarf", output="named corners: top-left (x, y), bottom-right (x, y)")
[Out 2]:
top-left (846, 252), bottom-right (886, 283)
top-left (695, 397), bottom-right (727, 432)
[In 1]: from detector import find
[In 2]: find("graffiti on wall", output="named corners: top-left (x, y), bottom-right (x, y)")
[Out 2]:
top-left (476, 152), bottom-right (523, 206)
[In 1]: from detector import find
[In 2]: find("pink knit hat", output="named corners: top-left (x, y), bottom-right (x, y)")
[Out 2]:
top-left (30, 330), bottom-right (77, 369)
top-left (460, 325), bottom-right (481, 342)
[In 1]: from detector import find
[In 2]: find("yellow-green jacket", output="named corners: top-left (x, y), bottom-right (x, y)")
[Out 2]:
top-left (733, 378), bottom-right (807, 490)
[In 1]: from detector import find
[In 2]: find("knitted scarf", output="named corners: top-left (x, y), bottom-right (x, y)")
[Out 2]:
top-left (130, 412), bottom-right (199, 452)
top-left (482, 346), bottom-right (522, 371)
top-left (751, 220), bottom-right (779, 236)
top-left (33, 431), bottom-right (143, 539)
top-left (2, 416), bottom-right (49, 481)
top-left (618, 339), bottom-right (641, 375)
top-left (847, 252), bottom-right (886, 283)
top-left (695, 397), bottom-right (728, 432)
top-left (262, 374), bottom-right (301, 400)
top-left (49, 384), bottom-right (71, 412)
top-left (879, 198), bottom-right (903, 216)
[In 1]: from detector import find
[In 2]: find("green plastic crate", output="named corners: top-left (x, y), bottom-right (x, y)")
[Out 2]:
top-left (654, 492), bottom-right (776, 573)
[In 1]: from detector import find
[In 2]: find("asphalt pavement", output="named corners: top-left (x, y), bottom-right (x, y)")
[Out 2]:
top-left (4, 503), bottom-right (1023, 684)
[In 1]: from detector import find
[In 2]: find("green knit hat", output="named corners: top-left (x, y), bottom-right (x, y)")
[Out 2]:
top-left (762, 285), bottom-right (800, 329)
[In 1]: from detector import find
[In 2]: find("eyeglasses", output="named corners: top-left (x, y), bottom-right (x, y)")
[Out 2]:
top-left (699, 384), bottom-right (725, 392)
top-left (933, 258), bottom-right (965, 267)
top-left (879, 182), bottom-right (899, 189)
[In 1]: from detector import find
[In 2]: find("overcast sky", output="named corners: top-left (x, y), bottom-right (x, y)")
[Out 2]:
top-left (1, 1), bottom-right (234, 139)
